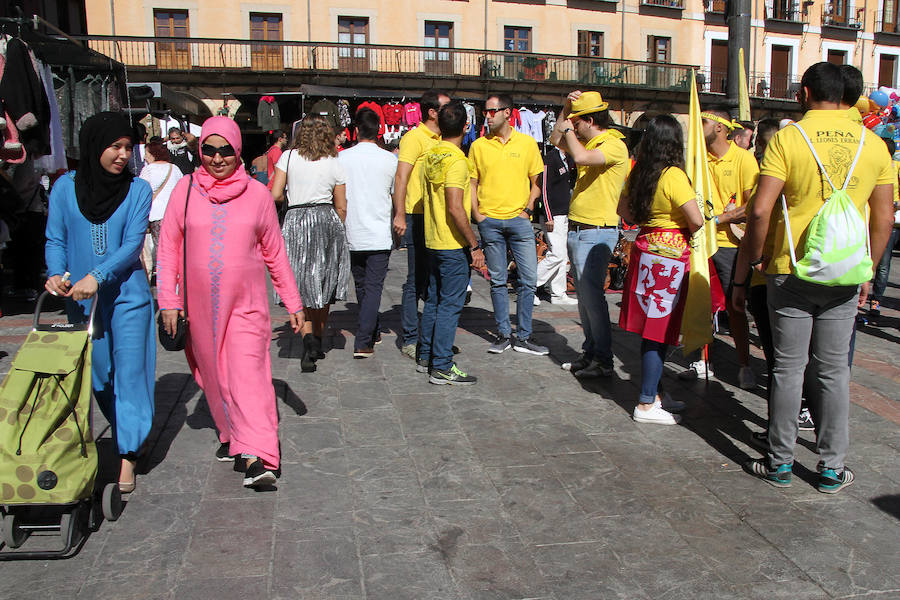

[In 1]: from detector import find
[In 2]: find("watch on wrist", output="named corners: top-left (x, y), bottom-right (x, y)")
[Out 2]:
top-left (523, 207), bottom-right (534, 217)
top-left (471, 241), bottom-right (483, 251)
top-left (563, 128), bottom-right (573, 135)
top-left (749, 257), bottom-right (764, 268)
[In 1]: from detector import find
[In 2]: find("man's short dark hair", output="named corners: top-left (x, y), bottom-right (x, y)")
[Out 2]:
top-left (354, 108), bottom-right (381, 140)
top-left (168, 127), bottom-right (182, 136)
top-left (580, 109), bottom-right (612, 130)
top-left (839, 64), bottom-right (864, 107)
top-left (421, 90), bottom-right (448, 118)
top-left (437, 101), bottom-right (467, 138)
top-left (800, 62), bottom-right (844, 104)
top-left (737, 120), bottom-right (754, 131)
top-left (701, 106), bottom-right (731, 120)
top-left (269, 129), bottom-right (286, 144)
top-left (756, 118), bottom-right (780, 139)
top-left (486, 93), bottom-right (514, 111)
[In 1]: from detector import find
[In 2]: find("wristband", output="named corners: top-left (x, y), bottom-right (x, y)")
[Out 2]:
top-left (714, 215), bottom-right (720, 225)
top-left (749, 257), bottom-right (764, 268)
top-left (523, 207), bottom-right (534, 217)
top-left (563, 128), bottom-right (573, 135)
top-left (471, 241), bottom-right (483, 251)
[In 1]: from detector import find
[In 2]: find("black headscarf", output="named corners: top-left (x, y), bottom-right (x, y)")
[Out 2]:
top-left (74, 111), bottom-right (136, 224)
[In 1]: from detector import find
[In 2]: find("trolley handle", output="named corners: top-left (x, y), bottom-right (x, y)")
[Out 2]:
top-left (33, 290), bottom-right (99, 336)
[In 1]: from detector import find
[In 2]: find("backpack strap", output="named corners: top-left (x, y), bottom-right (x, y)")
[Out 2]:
top-left (781, 123), bottom-right (868, 268)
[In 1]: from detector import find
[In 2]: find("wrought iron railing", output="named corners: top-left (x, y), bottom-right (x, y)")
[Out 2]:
top-left (875, 10), bottom-right (900, 33)
top-left (765, 0), bottom-right (806, 22)
top-left (74, 35), bottom-right (707, 92)
top-left (641, 0), bottom-right (685, 8)
top-left (822, 13), bottom-right (863, 29)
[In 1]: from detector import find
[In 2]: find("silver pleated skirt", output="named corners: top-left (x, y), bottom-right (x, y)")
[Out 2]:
top-left (281, 203), bottom-right (350, 309)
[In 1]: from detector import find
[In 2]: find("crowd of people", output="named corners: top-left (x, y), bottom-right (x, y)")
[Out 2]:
top-left (32, 60), bottom-right (898, 496)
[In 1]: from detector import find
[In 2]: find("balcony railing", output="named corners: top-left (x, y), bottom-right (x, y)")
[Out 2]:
top-left (876, 10), bottom-right (900, 34)
top-left (641, 0), bottom-right (685, 8)
top-left (822, 13), bottom-right (862, 29)
top-left (765, 1), bottom-right (806, 23)
top-left (76, 35), bottom-right (704, 92)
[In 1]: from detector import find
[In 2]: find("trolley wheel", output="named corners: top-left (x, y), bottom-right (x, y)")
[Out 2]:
top-left (102, 483), bottom-right (122, 522)
top-left (2, 512), bottom-right (28, 548)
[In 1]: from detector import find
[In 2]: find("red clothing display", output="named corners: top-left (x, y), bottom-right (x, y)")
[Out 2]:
top-left (357, 101), bottom-right (386, 136)
top-left (383, 103), bottom-right (403, 126)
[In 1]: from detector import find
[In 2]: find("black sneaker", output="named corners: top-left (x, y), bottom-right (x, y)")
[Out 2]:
top-left (562, 353), bottom-right (591, 372)
top-left (416, 358), bottom-right (430, 373)
top-left (429, 364), bottom-right (477, 385)
top-left (797, 408), bottom-right (815, 431)
top-left (243, 459), bottom-right (277, 488)
top-left (513, 338), bottom-right (549, 356)
top-left (818, 467), bottom-right (855, 494)
top-left (744, 458), bottom-right (792, 488)
top-left (215, 442), bottom-right (235, 462)
top-left (749, 431), bottom-right (769, 451)
top-left (487, 337), bottom-right (511, 354)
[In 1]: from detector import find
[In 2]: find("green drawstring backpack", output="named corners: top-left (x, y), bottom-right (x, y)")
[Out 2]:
top-left (0, 327), bottom-right (97, 505)
top-left (781, 123), bottom-right (873, 286)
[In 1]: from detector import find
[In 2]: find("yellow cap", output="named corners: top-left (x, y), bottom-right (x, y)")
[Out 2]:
top-left (569, 91), bottom-right (609, 118)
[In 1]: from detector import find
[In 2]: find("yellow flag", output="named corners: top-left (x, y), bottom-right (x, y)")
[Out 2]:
top-left (681, 70), bottom-right (718, 355)
top-left (738, 48), bottom-right (751, 122)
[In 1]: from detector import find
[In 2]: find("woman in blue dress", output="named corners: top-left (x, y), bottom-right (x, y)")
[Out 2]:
top-left (44, 111), bottom-right (156, 494)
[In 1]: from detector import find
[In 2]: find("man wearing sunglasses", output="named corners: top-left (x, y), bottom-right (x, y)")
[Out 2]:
top-left (550, 90), bottom-right (630, 378)
top-left (470, 94), bottom-right (547, 355)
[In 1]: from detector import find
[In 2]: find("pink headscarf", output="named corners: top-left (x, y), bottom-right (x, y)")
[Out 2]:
top-left (193, 116), bottom-right (249, 203)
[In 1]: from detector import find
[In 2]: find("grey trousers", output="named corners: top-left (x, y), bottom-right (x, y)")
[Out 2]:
top-left (766, 274), bottom-right (858, 471)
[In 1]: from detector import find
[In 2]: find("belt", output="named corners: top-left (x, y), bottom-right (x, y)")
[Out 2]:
top-left (569, 221), bottom-right (616, 232)
top-left (285, 203), bottom-right (331, 211)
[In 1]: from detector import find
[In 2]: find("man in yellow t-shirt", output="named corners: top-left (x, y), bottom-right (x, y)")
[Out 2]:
top-left (550, 90), bottom-right (630, 378)
top-left (733, 62), bottom-right (895, 494)
top-left (392, 90), bottom-right (451, 359)
top-left (418, 101), bottom-right (485, 384)
top-left (469, 93), bottom-right (546, 355)
top-left (680, 108), bottom-right (759, 387)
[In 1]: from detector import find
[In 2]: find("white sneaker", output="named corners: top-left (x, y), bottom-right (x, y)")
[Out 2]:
top-left (660, 392), bottom-right (685, 413)
top-left (633, 400), bottom-right (682, 425)
top-left (550, 295), bottom-right (578, 306)
top-left (738, 366), bottom-right (757, 389)
top-left (533, 296), bottom-right (541, 306)
top-left (678, 360), bottom-right (713, 381)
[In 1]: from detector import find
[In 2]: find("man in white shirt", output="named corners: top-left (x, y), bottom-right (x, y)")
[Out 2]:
top-left (339, 108), bottom-right (399, 358)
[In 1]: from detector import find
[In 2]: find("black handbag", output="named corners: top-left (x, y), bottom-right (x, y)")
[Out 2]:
top-left (158, 175), bottom-right (191, 351)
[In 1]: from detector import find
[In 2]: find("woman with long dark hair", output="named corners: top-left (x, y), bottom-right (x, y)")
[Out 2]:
top-left (617, 115), bottom-right (703, 425)
top-left (44, 111), bottom-right (156, 493)
top-left (270, 116), bottom-right (350, 372)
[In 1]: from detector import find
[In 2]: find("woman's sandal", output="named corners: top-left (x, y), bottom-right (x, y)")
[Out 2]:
top-left (119, 458), bottom-right (137, 494)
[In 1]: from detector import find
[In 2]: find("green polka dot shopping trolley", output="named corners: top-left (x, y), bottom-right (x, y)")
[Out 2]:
top-left (0, 291), bottom-right (122, 559)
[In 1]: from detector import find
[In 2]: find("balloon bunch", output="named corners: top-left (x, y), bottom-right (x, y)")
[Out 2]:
top-left (859, 88), bottom-right (900, 155)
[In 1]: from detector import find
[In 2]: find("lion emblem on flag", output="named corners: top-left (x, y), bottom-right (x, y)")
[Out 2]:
top-left (635, 254), bottom-right (685, 319)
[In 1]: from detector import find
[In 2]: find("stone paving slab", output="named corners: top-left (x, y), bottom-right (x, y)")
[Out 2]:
top-left (0, 251), bottom-right (899, 599)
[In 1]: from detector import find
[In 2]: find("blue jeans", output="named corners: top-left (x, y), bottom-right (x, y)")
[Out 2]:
top-left (567, 227), bottom-right (618, 367)
top-left (872, 227), bottom-right (899, 301)
top-left (401, 213), bottom-right (427, 346)
top-left (477, 216), bottom-right (538, 341)
top-left (640, 339), bottom-right (667, 404)
top-left (418, 248), bottom-right (469, 371)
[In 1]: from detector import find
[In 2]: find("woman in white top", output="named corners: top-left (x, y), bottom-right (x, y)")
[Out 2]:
top-left (270, 116), bottom-right (350, 372)
top-left (138, 141), bottom-right (183, 279)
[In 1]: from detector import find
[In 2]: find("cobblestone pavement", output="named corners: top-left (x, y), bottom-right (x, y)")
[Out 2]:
top-left (0, 251), bottom-right (898, 600)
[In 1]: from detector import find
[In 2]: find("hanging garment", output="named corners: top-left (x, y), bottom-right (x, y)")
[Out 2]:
top-left (507, 108), bottom-right (522, 130)
top-left (403, 102), bottom-right (421, 126)
top-left (0, 37), bottom-right (51, 156)
top-left (257, 96), bottom-right (281, 132)
top-left (357, 101), bottom-right (386, 137)
top-left (519, 108), bottom-right (546, 144)
top-left (383, 102), bottom-right (403, 127)
top-left (33, 63), bottom-right (67, 174)
top-left (309, 99), bottom-right (339, 131)
top-left (337, 99), bottom-right (352, 128)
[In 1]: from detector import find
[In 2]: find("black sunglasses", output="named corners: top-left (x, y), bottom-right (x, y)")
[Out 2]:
top-left (201, 143), bottom-right (236, 158)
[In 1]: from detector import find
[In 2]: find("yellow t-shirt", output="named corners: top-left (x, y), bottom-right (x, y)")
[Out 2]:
top-left (398, 123), bottom-right (441, 214)
top-left (708, 142), bottom-right (759, 247)
top-left (641, 167), bottom-right (697, 230)
top-left (893, 160), bottom-right (900, 205)
top-left (423, 141), bottom-right (474, 250)
top-left (469, 130), bottom-right (544, 220)
top-left (568, 130), bottom-right (631, 226)
top-left (760, 110), bottom-right (895, 275)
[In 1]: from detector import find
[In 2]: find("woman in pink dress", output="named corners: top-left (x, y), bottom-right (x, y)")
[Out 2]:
top-left (157, 116), bottom-right (304, 489)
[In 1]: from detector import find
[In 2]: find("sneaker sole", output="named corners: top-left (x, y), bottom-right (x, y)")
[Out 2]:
top-left (216, 455), bottom-right (235, 462)
top-left (633, 414), bottom-right (681, 425)
top-left (513, 346), bottom-right (549, 356)
top-left (415, 365), bottom-right (429, 373)
top-left (487, 346), bottom-right (510, 354)
top-left (818, 475), bottom-right (855, 494)
top-left (353, 353), bottom-right (374, 359)
top-left (429, 376), bottom-right (476, 386)
top-left (243, 471), bottom-right (277, 487)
